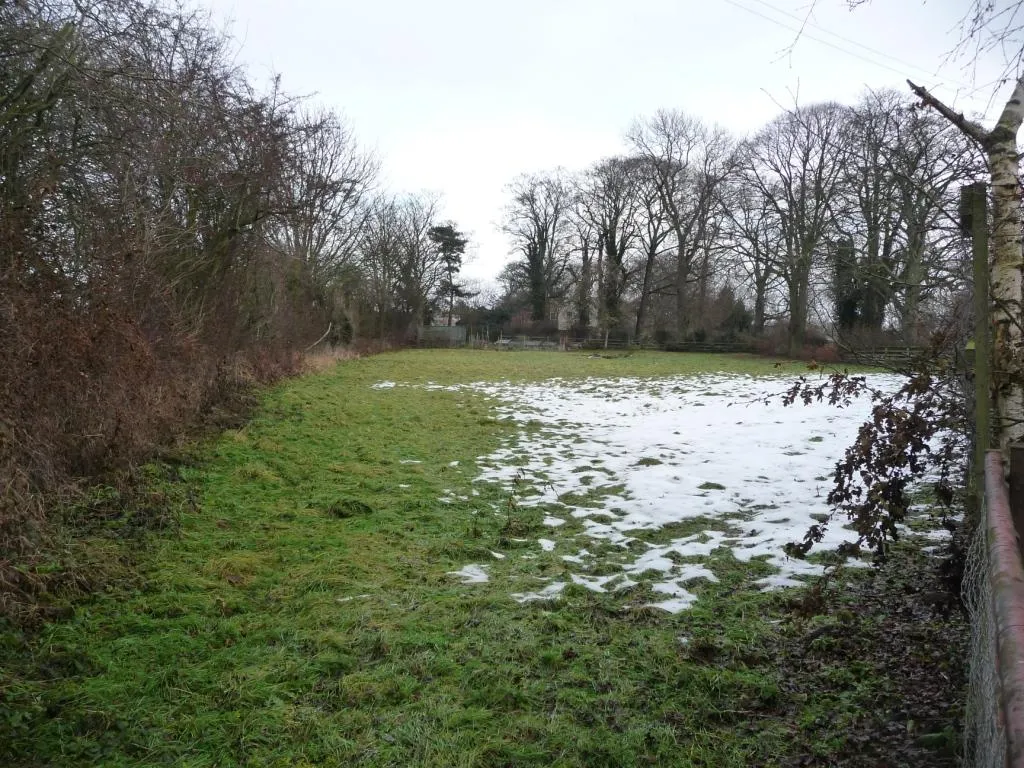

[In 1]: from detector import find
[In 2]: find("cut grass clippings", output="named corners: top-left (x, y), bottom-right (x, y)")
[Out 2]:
top-left (0, 350), bottom-right (963, 767)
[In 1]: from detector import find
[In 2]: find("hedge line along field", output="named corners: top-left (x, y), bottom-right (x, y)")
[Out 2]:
top-left (1, 351), bottom-right (964, 767)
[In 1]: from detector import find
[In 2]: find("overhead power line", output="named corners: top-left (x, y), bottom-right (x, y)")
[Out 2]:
top-left (747, 0), bottom-right (946, 77)
top-left (722, 0), bottom-right (975, 93)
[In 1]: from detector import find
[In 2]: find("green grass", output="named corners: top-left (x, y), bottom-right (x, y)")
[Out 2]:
top-left (333, 348), bottom-right (852, 385)
top-left (0, 351), bottom-right (928, 767)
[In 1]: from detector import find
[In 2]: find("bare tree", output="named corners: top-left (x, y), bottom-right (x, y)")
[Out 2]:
top-left (722, 174), bottom-right (785, 335)
top-left (627, 110), bottom-right (734, 338)
top-left (394, 193), bottom-right (443, 334)
top-left (823, 90), bottom-right (979, 343)
top-left (576, 157), bottom-right (642, 331)
top-left (271, 109), bottom-right (378, 297)
top-left (632, 156), bottom-right (675, 338)
top-left (566, 204), bottom-right (599, 331)
top-left (739, 102), bottom-right (847, 355)
top-left (501, 171), bottom-right (574, 322)
top-left (357, 196), bottom-right (406, 340)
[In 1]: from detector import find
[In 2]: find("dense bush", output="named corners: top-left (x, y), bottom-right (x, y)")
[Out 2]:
top-left (0, 1), bottom-right (348, 568)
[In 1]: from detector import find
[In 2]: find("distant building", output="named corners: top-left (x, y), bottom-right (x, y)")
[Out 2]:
top-left (429, 314), bottom-right (461, 327)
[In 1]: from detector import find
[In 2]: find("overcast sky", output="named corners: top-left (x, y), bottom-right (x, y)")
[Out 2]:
top-left (202, 0), bottom-right (1007, 287)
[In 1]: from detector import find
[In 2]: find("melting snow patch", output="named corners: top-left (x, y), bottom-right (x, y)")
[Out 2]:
top-left (448, 564), bottom-right (489, 584)
top-left (538, 538), bottom-right (556, 552)
top-left (464, 372), bottom-right (905, 609)
top-left (756, 574), bottom-right (808, 590)
top-left (371, 381), bottom-right (396, 389)
top-left (489, 550), bottom-right (506, 559)
top-left (512, 582), bottom-right (566, 602)
top-left (647, 581), bottom-right (698, 612)
top-left (561, 549), bottom-right (592, 564)
top-left (570, 574), bottom-right (620, 593)
top-left (647, 564), bottom-right (719, 585)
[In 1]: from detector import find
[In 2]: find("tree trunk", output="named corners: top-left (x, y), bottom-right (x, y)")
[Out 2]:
top-left (900, 222), bottom-right (925, 344)
top-left (989, 108), bottom-right (1024, 448)
top-left (901, 265), bottom-right (922, 345)
top-left (603, 238), bottom-right (621, 329)
top-left (529, 246), bottom-right (547, 322)
top-left (787, 280), bottom-right (806, 357)
top-left (787, 256), bottom-right (811, 356)
top-left (675, 241), bottom-right (687, 338)
top-left (752, 250), bottom-right (769, 335)
top-left (753, 281), bottom-right (766, 335)
top-left (909, 78), bottom-right (1024, 450)
top-left (635, 244), bottom-right (657, 338)
top-left (577, 240), bottom-right (592, 328)
top-left (696, 248), bottom-right (711, 330)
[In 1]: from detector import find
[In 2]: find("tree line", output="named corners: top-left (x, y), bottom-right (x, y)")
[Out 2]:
top-left (497, 92), bottom-right (982, 355)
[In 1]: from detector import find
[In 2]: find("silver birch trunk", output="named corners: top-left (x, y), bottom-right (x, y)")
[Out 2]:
top-left (910, 78), bottom-right (1024, 450)
top-left (988, 80), bottom-right (1024, 448)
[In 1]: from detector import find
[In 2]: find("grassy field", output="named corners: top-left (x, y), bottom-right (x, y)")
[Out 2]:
top-left (1, 351), bottom-right (963, 767)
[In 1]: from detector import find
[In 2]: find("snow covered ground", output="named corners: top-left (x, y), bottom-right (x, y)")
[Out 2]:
top-left (376, 371), bottom-right (922, 612)
top-left (467, 373), bottom-right (905, 611)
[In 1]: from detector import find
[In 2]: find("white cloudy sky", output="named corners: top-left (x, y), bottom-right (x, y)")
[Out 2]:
top-left (202, 0), bottom-right (1009, 286)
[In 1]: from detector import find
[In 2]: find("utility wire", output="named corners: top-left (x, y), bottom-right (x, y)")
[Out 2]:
top-left (722, 0), bottom-right (975, 92)
top-left (747, 0), bottom-right (954, 79)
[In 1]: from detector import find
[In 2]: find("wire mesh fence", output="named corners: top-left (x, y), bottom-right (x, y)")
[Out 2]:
top-left (962, 503), bottom-right (1006, 768)
top-left (962, 451), bottom-right (1024, 768)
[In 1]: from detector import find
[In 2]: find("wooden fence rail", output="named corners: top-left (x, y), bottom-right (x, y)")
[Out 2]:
top-left (979, 451), bottom-right (1024, 767)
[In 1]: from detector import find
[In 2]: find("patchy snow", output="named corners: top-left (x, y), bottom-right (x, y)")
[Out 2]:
top-left (447, 564), bottom-right (489, 584)
top-left (651, 598), bottom-right (697, 613)
top-left (467, 372), bottom-right (908, 611)
top-left (571, 574), bottom-right (614, 592)
top-left (756, 574), bottom-right (809, 590)
top-left (489, 550), bottom-right (506, 559)
top-left (438, 489), bottom-right (470, 504)
top-left (422, 381), bottom-right (462, 392)
top-left (561, 549), bottom-right (593, 564)
top-left (381, 371), bottom-right (945, 612)
top-left (512, 581), bottom-right (566, 602)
